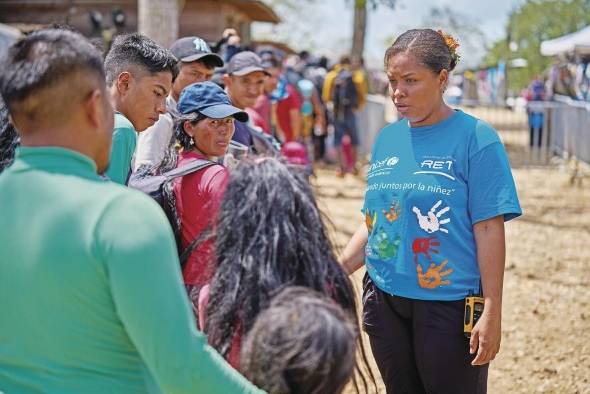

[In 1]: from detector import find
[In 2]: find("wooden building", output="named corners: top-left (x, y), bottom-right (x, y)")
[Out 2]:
top-left (0, 0), bottom-right (280, 44)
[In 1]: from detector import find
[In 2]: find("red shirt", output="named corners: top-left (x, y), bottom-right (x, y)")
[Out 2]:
top-left (245, 106), bottom-right (269, 134)
top-left (173, 151), bottom-right (228, 285)
top-left (198, 284), bottom-right (242, 368)
top-left (276, 84), bottom-right (301, 142)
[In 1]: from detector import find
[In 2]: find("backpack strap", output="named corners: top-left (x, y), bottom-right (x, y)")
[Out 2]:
top-left (179, 228), bottom-right (211, 267)
top-left (163, 158), bottom-right (217, 180)
top-left (163, 158), bottom-right (218, 267)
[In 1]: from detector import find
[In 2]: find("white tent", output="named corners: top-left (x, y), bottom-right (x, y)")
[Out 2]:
top-left (540, 25), bottom-right (590, 56)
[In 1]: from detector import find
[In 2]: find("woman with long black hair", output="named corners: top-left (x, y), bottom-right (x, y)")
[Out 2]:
top-left (202, 157), bottom-right (376, 392)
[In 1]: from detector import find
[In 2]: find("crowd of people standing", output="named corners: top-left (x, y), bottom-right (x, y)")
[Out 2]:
top-left (0, 23), bottom-right (520, 394)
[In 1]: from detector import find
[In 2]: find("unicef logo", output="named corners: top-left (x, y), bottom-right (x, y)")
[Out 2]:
top-left (387, 157), bottom-right (399, 166)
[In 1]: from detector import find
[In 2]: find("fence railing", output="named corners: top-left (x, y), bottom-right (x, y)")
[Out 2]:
top-left (528, 96), bottom-right (590, 166)
top-left (356, 94), bottom-right (388, 157)
top-left (357, 95), bottom-right (590, 171)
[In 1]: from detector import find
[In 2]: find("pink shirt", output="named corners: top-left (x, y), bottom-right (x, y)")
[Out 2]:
top-left (173, 151), bottom-right (228, 285)
top-left (276, 84), bottom-right (302, 142)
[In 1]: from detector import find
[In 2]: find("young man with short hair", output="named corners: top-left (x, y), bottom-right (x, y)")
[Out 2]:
top-left (223, 51), bottom-right (268, 148)
top-left (0, 28), bottom-right (263, 394)
top-left (133, 36), bottom-right (223, 171)
top-left (104, 33), bottom-right (178, 184)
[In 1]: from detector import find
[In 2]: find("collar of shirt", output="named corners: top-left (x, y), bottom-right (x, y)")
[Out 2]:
top-left (12, 146), bottom-right (98, 178)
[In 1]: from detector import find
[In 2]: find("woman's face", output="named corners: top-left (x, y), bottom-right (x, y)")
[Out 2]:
top-left (184, 116), bottom-right (235, 158)
top-left (386, 52), bottom-right (448, 127)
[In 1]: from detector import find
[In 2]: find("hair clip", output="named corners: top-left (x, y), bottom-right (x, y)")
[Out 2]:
top-left (437, 30), bottom-right (460, 64)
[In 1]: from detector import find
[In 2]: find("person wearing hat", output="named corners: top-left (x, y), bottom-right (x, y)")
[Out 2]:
top-left (171, 81), bottom-right (248, 298)
top-left (0, 28), bottom-right (264, 394)
top-left (223, 51), bottom-right (269, 148)
top-left (134, 36), bottom-right (224, 171)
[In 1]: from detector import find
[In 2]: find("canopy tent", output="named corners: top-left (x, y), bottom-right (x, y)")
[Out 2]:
top-left (541, 26), bottom-right (590, 56)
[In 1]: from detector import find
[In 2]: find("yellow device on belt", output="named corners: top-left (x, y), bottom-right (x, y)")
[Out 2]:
top-left (464, 295), bottom-right (484, 338)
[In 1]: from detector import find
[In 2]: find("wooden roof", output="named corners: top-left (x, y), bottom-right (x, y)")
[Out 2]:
top-left (223, 0), bottom-right (280, 23)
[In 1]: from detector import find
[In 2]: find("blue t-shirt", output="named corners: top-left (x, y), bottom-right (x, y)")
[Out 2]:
top-left (232, 120), bottom-right (254, 147)
top-left (363, 110), bottom-right (522, 301)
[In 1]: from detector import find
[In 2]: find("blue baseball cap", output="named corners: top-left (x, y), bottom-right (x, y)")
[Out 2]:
top-left (177, 81), bottom-right (248, 122)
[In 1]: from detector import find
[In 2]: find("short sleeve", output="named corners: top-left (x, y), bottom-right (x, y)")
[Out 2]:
top-left (468, 142), bottom-right (522, 224)
top-left (106, 126), bottom-right (136, 184)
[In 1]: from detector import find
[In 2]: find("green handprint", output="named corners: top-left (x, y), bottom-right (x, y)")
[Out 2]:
top-left (374, 227), bottom-right (401, 260)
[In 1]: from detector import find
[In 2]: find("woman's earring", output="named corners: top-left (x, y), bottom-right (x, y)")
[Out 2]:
top-left (190, 137), bottom-right (195, 146)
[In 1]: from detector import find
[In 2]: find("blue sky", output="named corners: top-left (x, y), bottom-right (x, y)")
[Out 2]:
top-left (253, 0), bottom-right (522, 68)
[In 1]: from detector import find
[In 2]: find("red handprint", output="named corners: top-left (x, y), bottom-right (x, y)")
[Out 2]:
top-left (412, 237), bottom-right (440, 265)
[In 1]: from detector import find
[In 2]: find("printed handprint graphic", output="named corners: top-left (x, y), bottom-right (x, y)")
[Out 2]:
top-left (416, 260), bottom-right (453, 289)
top-left (374, 228), bottom-right (401, 260)
top-left (382, 200), bottom-right (401, 223)
top-left (412, 237), bottom-right (440, 264)
top-left (412, 200), bottom-right (451, 234)
top-left (365, 208), bottom-right (377, 235)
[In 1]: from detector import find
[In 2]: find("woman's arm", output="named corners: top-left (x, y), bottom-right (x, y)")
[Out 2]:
top-left (470, 215), bottom-right (506, 366)
top-left (340, 223), bottom-right (368, 275)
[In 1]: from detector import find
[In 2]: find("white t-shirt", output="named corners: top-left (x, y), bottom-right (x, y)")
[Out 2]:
top-left (133, 95), bottom-right (177, 171)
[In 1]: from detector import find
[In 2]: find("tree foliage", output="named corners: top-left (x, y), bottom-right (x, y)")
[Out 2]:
top-left (484, 0), bottom-right (590, 92)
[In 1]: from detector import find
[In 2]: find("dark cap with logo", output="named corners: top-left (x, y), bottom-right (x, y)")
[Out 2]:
top-left (177, 81), bottom-right (248, 122)
top-left (226, 51), bottom-right (270, 76)
top-left (170, 37), bottom-right (223, 67)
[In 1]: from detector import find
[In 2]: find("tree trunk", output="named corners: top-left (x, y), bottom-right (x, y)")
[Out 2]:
top-left (351, 0), bottom-right (367, 63)
top-left (138, 0), bottom-right (179, 47)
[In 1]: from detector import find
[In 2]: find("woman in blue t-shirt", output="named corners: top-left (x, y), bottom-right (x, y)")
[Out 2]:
top-left (340, 29), bottom-right (522, 394)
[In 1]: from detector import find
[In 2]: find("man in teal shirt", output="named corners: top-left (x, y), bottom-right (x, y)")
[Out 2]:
top-left (104, 33), bottom-right (178, 184)
top-left (0, 29), bottom-right (263, 394)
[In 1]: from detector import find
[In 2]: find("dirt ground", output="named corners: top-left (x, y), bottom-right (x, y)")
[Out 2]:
top-left (313, 109), bottom-right (590, 394)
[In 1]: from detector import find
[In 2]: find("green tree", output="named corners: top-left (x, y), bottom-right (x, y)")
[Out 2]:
top-left (484, 0), bottom-right (590, 92)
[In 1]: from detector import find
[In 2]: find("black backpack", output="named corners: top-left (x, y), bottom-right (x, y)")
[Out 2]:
top-left (127, 158), bottom-right (216, 266)
top-left (331, 69), bottom-right (358, 119)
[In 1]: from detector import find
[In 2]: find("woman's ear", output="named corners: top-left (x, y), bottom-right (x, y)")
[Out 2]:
top-left (439, 69), bottom-right (449, 91)
top-left (183, 120), bottom-right (194, 137)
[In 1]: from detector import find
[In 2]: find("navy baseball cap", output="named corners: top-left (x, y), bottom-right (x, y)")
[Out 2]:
top-left (226, 51), bottom-right (270, 76)
top-left (177, 81), bottom-right (248, 122)
top-left (170, 37), bottom-right (223, 67)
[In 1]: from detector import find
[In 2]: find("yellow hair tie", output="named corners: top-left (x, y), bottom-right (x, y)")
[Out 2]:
top-left (437, 30), bottom-right (460, 65)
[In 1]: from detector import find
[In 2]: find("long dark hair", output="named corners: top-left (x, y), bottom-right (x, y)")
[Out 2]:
top-left (205, 158), bottom-right (376, 392)
top-left (240, 286), bottom-right (357, 394)
top-left (0, 98), bottom-right (19, 173)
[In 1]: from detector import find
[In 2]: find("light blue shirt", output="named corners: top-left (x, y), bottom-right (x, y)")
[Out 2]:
top-left (363, 110), bottom-right (522, 300)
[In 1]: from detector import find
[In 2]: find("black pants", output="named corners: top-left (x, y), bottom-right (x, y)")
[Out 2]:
top-left (362, 274), bottom-right (488, 394)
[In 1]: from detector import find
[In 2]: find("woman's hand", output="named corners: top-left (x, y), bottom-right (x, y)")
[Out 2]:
top-left (339, 223), bottom-right (368, 275)
top-left (472, 215), bottom-right (506, 366)
top-left (470, 305), bottom-right (502, 365)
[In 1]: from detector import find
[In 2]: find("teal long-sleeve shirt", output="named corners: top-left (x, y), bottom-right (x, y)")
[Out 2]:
top-left (0, 147), bottom-right (264, 394)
